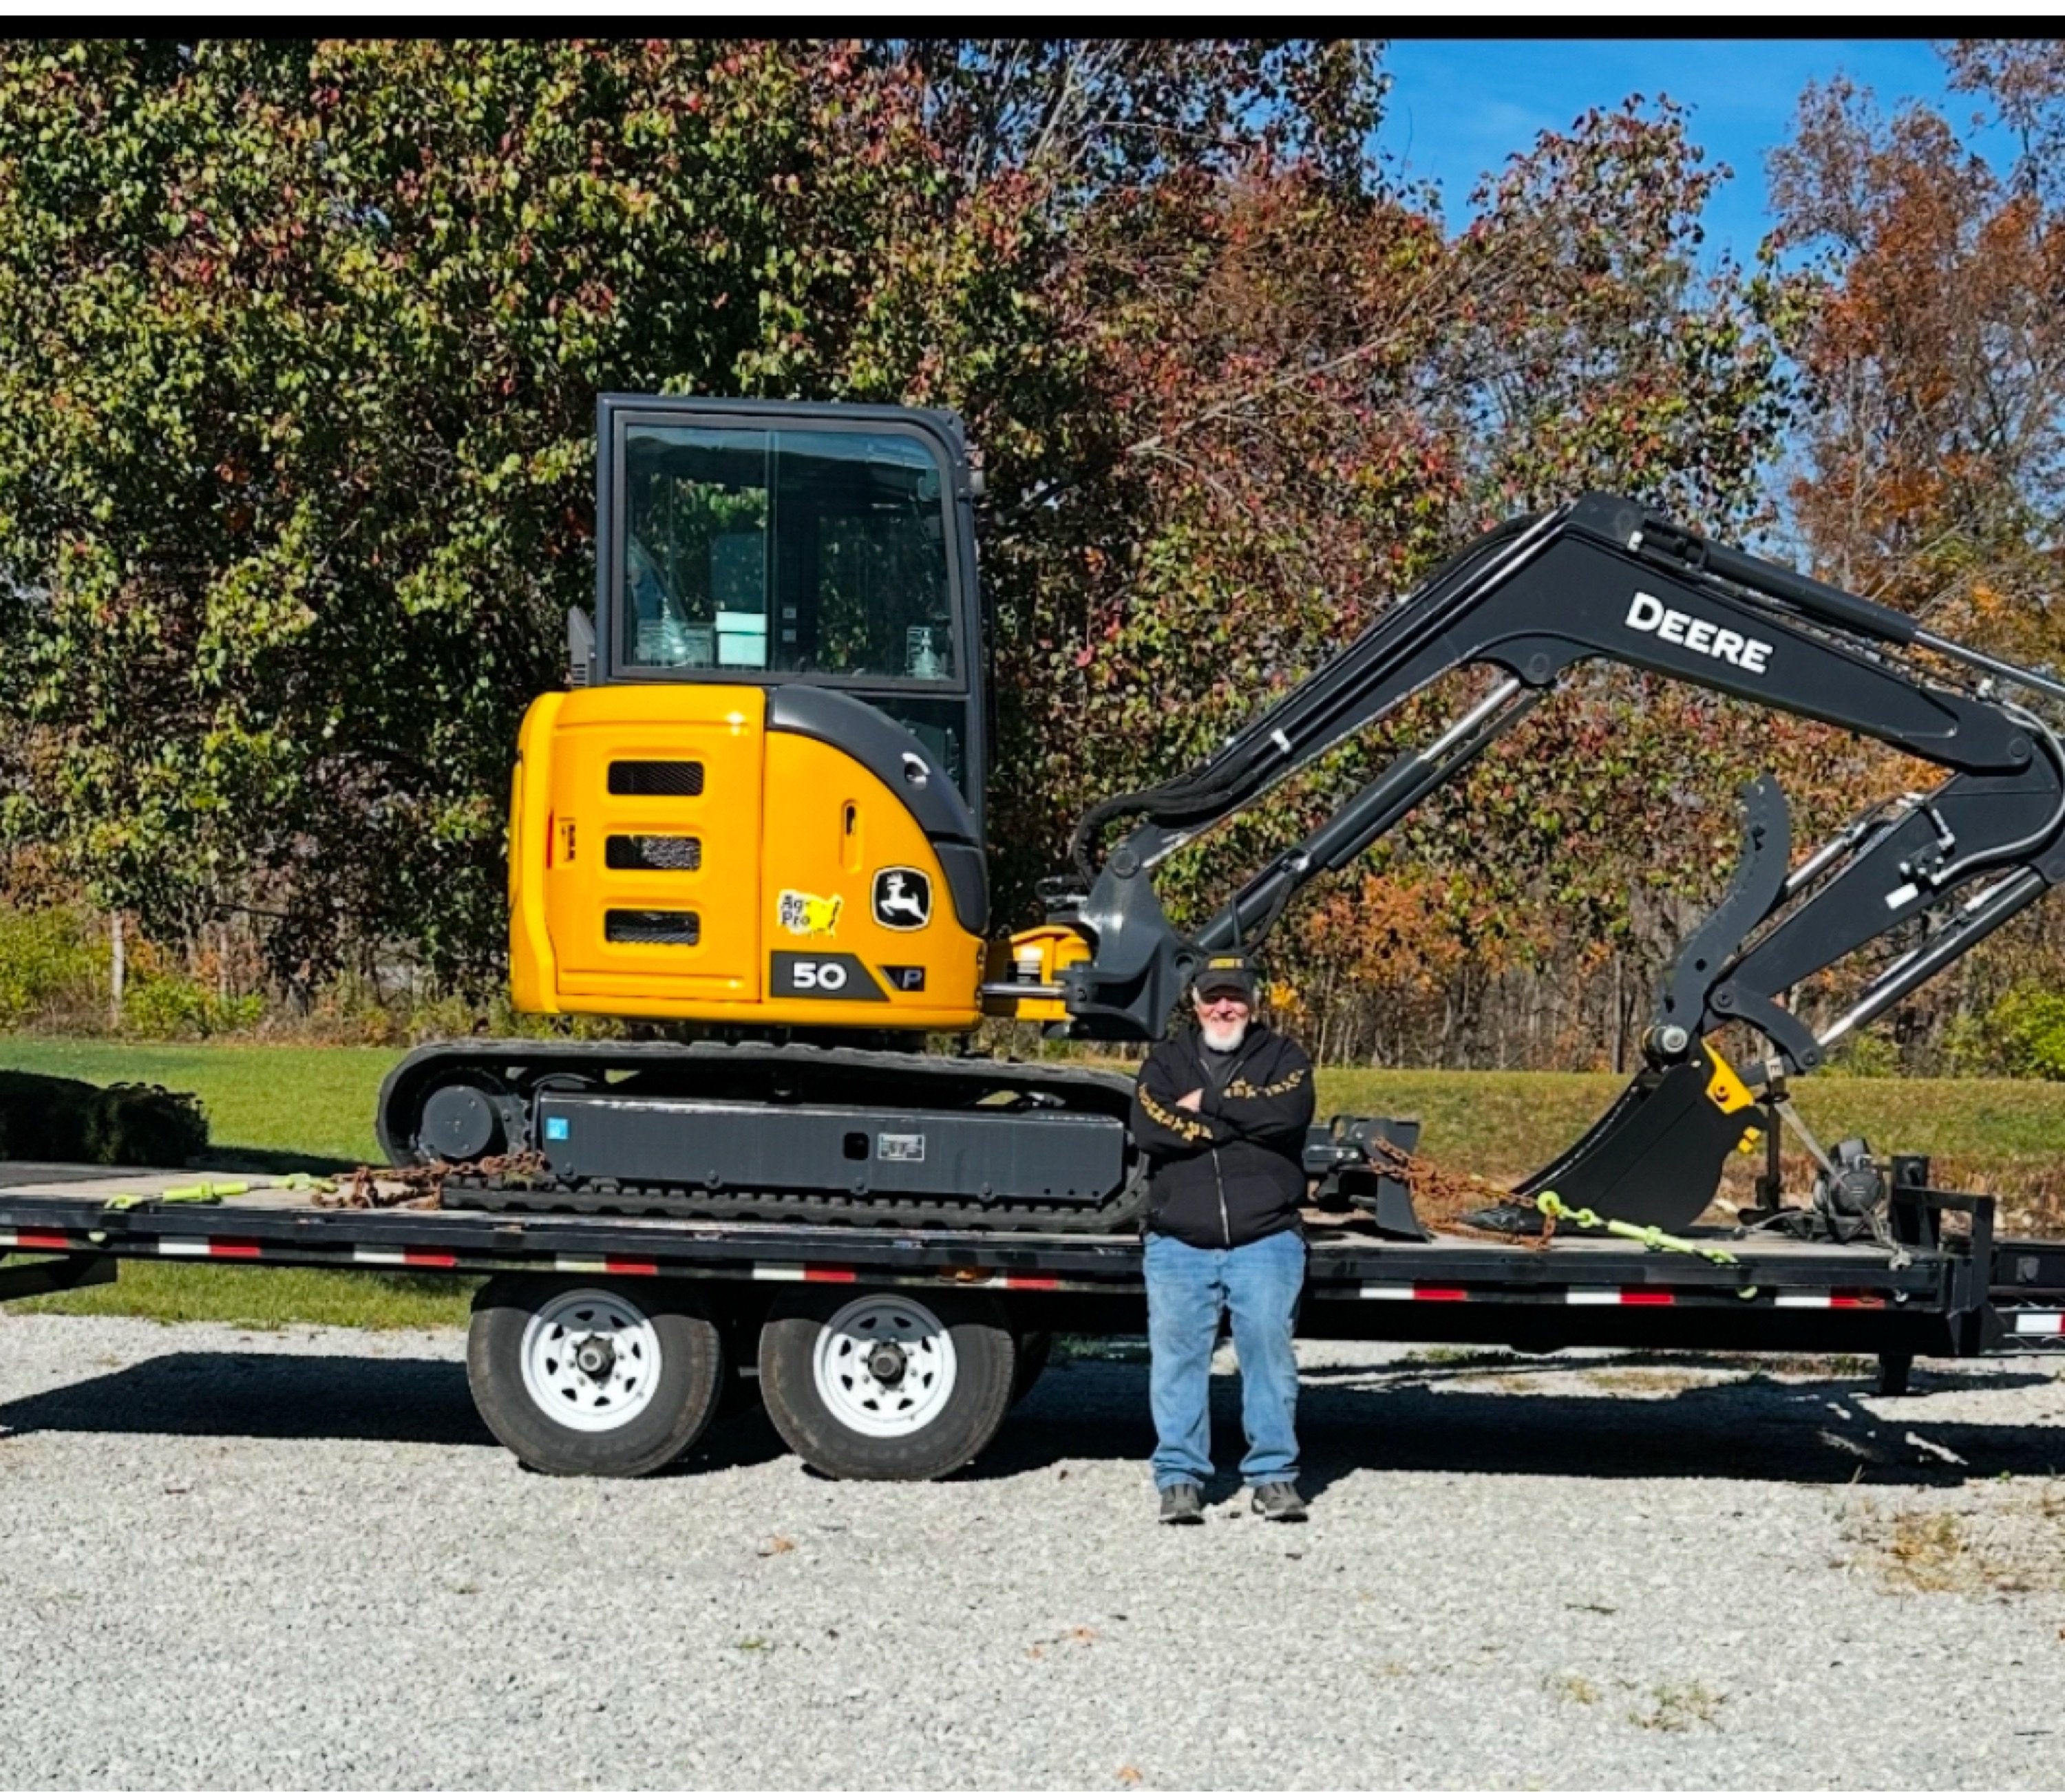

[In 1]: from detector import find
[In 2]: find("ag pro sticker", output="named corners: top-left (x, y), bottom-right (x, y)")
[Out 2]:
top-left (778, 889), bottom-right (843, 938)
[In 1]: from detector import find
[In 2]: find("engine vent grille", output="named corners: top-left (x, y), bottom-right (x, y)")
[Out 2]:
top-left (605, 833), bottom-right (703, 872)
top-left (608, 760), bottom-right (705, 797)
top-left (604, 908), bottom-right (702, 946)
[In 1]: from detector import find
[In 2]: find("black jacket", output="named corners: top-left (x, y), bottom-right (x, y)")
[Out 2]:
top-left (1130, 1023), bottom-right (1316, 1249)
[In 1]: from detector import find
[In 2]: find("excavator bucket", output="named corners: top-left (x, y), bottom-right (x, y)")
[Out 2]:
top-left (1467, 1047), bottom-right (1760, 1235)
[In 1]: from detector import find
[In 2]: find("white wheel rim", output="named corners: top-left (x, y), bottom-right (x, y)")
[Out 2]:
top-left (519, 1288), bottom-right (663, 1433)
top-left (811, 1294), bottom-right (959, 1438)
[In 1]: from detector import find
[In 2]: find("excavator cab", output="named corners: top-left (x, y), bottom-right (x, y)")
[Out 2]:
top-left (508, 398), bottom-right (991, 1030)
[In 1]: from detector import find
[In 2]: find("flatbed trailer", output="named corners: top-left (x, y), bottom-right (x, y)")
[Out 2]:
top-left (3, 1160), bottom-right (2064, 1482)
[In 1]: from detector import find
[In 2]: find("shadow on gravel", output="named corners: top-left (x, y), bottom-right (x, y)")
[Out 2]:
top-left (982, 1354), bottom-right (2065, 1492)
top-left (0, 1354), bottom-right (812, 1472)
top-left (0, 1352), bottom-right (494, 1448)
top-left (3, 1349), bottom-right (2058, 1493)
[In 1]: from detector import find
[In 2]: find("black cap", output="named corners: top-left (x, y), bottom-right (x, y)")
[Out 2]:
top-left (1190, 952), bottom-right (1257, 1001)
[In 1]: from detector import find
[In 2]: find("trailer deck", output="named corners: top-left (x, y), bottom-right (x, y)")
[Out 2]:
top-left (3, 1162), bottom-right (2060, 1343)
top-left (6, 1160), bottom-right (2062, 1479)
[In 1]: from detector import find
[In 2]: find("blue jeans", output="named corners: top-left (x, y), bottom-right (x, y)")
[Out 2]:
top-left (1144, 1228), bottom-right (1306, 1489)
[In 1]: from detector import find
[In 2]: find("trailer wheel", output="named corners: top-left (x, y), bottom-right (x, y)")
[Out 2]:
top-left (467, 1276), bottom-right (724, 1477)
top-left (1012, 1330), bottom-right (1055, 1407)
top-left (758, 1288), bottom-right (1015, 1480)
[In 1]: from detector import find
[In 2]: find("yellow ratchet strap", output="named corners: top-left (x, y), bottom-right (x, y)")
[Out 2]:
top-left (1534, 1189), bottom-right (1741, 1268)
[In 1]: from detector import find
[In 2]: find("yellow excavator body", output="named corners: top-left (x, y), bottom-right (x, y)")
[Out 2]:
top-left (509, 682), bottom-right (985, 1028)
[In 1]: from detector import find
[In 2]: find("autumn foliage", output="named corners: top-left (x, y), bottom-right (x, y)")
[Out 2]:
top-left (0, 39), bottom-right (2059, 1071)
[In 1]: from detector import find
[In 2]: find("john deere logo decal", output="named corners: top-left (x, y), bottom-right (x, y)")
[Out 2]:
top-left (871, 868), bottom-right (932, 930)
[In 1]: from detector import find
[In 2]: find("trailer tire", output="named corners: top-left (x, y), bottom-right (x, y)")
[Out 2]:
top-left (758, 1288), bottom-right (1015, 1480)
top-left (467, 1275), bottom-right (725, 1478)
top-left (1012, 1330), bottom-right (1055, 1407)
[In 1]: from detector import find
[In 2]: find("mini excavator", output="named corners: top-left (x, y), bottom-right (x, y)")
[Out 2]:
top-left (374, 395), bottom-right (2065, 1236)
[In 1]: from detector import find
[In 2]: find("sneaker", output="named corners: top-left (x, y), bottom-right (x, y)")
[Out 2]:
top-left (1157, 1483), bottom-right (1205, 1525)
top-left (1251, 1480), bottom-right (1308, 1522)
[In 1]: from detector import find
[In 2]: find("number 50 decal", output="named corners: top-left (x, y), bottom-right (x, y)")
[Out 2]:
top-left (770, 951), bottom-right (887, 1001)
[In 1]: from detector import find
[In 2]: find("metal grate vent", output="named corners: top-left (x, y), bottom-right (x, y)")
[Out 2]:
top-left (604, 908), bottom-right (702, 946)
top-left (607, 760), bottom-right (706, 797)
top-left (606, 833), bottom-right (703, 872)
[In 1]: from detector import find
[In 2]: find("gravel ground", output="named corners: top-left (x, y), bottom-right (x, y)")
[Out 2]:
top-left (1, 1312), bottom-right (2062, 1789)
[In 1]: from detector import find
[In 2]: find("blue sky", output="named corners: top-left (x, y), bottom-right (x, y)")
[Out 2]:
top-left (1375, 37), bottom-right (2016, 266)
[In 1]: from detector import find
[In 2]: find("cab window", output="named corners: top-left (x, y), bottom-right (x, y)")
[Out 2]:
top-left (620, 425), bottom-right (958, 685)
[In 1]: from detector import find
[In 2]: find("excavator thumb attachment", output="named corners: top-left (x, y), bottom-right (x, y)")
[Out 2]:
top-left (1468, 1046), bottom-right (1761, 1236)
top-left (1653, 774), bottom-right (1790, 1045)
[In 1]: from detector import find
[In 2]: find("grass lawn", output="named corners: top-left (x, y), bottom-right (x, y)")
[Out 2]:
top-left (0, 1038), bottom-right (453, 1327)
top-left (6, 1036), bottom-right (2065, 1327)
top-left (1314, 1067), bottom-right (2065, 1184)
top-left (0, 1037), bottom-right (391, 1166)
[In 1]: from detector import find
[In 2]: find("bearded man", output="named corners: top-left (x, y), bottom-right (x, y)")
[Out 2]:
top-left (1130, 951), bottom-right (1317, 1524)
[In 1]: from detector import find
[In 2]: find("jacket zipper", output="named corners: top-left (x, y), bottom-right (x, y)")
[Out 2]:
top-left (1205, 1034), bottom-right (1261, 1250)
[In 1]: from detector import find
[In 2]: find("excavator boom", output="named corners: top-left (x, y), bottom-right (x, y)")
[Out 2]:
top-left (1001, 491), bottom-right (2065, 1231)
top-left (1033, 492), bottom-right (2065, 1074)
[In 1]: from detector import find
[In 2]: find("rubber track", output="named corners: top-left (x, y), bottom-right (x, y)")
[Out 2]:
top-left (438, 1169), bottom-right (1152, 1234)
top-left (385, 1037), bottom-right (1152, 1236)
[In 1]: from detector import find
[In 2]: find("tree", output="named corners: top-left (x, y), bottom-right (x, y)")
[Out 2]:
top-left (1770, 75), bottom-right (2065, 615)
top-left (0, 42), bottom-right (1802, 1066)
top-left (0, 39), bottom-right (1076, 989)
top-left (1766, 54), bottom-right (2065, 1067)
top-left (995, 100), bottom-right (1793, 1063)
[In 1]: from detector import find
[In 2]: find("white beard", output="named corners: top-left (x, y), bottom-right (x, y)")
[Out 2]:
top-left (1199, 1017), bottom-right (1249, 1052)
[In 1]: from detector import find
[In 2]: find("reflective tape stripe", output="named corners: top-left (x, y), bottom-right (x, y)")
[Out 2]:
top-left (157, 1238), bottom-right (210, 1257)
top-left (752, 1264), bottom-right (856, 1283)
top-left (1566, 1288), bottom-right (1675, 1305)
top-left (1357, 1283), bottom-right (1465, 1301)
top-left (933, 1271), bottom-right (1060, 1292)
top-left (12, 1230), bottom-right (70, 1252)
top-left (354, 1247), bottom-right (460, 1269)
top-left (1775, 1292), bottom-right (1885, 1310)
top-left (2012, 1310), bottom-right (2065, 1336)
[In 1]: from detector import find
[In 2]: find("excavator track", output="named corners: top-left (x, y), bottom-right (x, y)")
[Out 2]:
top-left (377, 1038), bottom-right (1150, 1235)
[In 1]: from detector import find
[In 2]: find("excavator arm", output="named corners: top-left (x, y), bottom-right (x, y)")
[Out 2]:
top-left (995, 492), bottom-right (2065, 1228)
